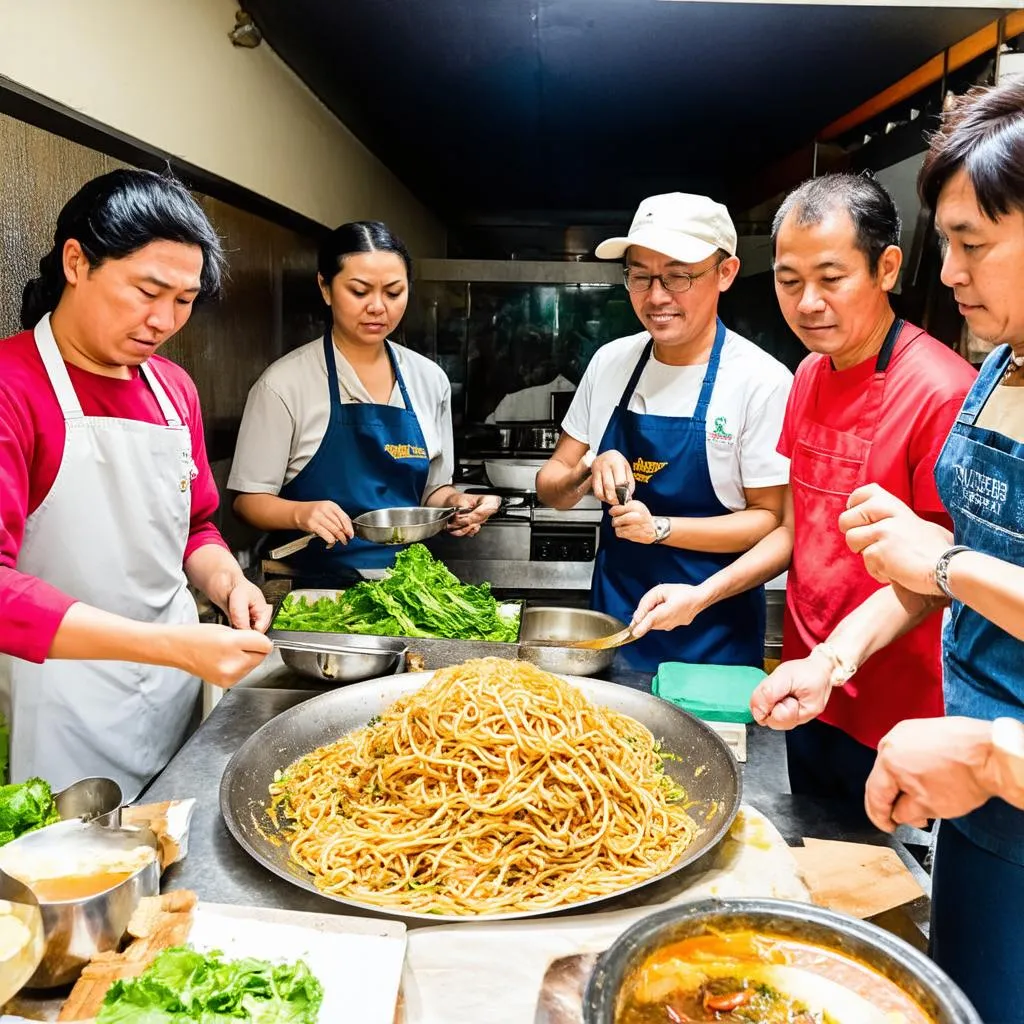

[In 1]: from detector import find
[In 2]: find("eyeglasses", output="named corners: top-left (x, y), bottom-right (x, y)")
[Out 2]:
top-left (622, 260), bottom-right (723, 294)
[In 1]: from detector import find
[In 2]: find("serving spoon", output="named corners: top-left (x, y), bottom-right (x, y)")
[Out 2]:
top-left (523, 626), bottom-right (636, 651)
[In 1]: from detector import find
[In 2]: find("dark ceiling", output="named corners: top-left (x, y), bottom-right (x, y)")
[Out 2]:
top-left (245, 1), bottom-right (1006, 226)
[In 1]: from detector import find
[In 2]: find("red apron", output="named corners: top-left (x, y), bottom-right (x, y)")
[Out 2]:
top-left (783, 319), bottom-right (945, 749)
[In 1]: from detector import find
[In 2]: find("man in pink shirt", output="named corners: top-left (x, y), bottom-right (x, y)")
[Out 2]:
top-left (0, 169), bottom-right (272, 798)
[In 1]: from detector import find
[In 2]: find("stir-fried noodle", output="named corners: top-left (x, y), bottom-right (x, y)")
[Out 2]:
top-left (268, 658), bottom-right (698, 914)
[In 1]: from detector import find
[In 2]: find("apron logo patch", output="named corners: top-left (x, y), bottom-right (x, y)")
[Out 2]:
top-left (385, 443), bottom-right (427, 460)
top-left (954, 463), bottom-right (1008, 517)
top-left (632, 457), bottom-right (668, 484)
top-left (708, 415), bottom-right (735, 446)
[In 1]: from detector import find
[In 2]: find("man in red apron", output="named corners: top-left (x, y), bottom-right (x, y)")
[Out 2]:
top-left (633, 174), bottom-right (975, 804)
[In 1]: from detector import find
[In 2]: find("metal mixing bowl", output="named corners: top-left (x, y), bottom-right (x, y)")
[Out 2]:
top-left (55, 777), bottom-right (123, 827)
top-left (352, 506), bottom-right (455, 544)
top-left (518, 606), bottom-right (627, 676)
top-left (0, 819), bottom-right (160, 988)
top-left (270, 630), bottom-right (408, 683)
top-left (583, 898), bottom-right (980, 1024)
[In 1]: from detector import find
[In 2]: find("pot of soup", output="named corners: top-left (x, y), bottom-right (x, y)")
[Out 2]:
top-left (583, 898), bottom-right (980, 1024)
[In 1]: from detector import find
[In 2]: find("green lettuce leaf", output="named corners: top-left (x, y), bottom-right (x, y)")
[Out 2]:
top-left (0, 776), bottom-right (61, 846)
top-left (96, 946), bottom-right (324, 1023)
top-left (272, 544), bottom-right (519, 642)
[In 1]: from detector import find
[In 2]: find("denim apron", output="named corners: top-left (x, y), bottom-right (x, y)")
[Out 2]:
top-left (590, 319), bottom-right (765, 672)
top-left (930, 344), bottom-right (1024, 1021)
top-left (268, 335), bottom-right (430, 572)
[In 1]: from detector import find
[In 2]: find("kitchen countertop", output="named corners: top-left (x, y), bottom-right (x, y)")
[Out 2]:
top-left (145, 657), bottom-right (932, 941)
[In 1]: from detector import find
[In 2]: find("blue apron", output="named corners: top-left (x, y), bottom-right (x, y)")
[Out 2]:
top-left (930, 344), bottom-right (1024, 1019)
top-left (591, 319), bottom-right (765, 671)
top-left (268, 334), bottom-right (431, 572)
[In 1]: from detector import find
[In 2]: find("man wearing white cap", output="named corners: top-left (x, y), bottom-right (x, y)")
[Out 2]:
top-left (537, 192), bottom-right (793, 671)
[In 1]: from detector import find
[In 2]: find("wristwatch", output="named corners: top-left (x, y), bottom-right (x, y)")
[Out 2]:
top-left (934, 545), bottom-right (971, 599)
top-left (652, 516), bottom-right (671, 544)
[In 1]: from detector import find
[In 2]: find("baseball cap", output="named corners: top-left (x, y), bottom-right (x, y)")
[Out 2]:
top-left (595, 192), bottom-right (737, 263)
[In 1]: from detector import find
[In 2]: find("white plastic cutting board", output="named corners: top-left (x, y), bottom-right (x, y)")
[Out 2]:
top-left (188, 902), bottom-right (406, 1024)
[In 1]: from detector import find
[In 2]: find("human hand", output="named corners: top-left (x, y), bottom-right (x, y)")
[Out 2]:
top-left (750, 652), bottom-right (834, 730)
top-left (172, 623), bottom-right (273, 688)
top-left (839, 484), bottom-right (953, 595)
top-left (293, 500), bottom-right (353, 547)
top-left (630, 584), bottom-right (710, 636)
top-left (610, 499), bottom-right (657, 544)
top-left (225, 578), bottom-right (273, 632)
top-left (448, 493), bottom-right (502, 537)
top-left (590, 450), bottom-right (634, 505)
top-left (865, 716), bottom-right (998, 832)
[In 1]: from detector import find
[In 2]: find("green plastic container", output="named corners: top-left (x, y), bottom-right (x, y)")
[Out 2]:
top-left (652, 662), bottom-right (765, 723)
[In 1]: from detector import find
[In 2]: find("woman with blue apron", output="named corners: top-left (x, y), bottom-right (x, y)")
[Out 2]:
top-left (928, 345), bottom-right (1024, 1022)
top-left (231, 221), bottom-right (498, 581)
top-left (268, 333), bottom-right (430, 575)
top-left (591, 319), bottom-right (765, 671)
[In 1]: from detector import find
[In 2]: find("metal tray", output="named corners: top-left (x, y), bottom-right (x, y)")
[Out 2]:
top-left (269, 589), bottom-right (524, 670)
top-left (220, 671), bottom-right (741, 924)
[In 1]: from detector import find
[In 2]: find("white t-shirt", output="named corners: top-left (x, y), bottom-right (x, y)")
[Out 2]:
top-left (561, 329), bottom-right (792, 510)
top-left (228, 336), bottom-right (453, 500)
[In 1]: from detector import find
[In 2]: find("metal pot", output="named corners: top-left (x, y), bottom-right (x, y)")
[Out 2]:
top-left (55, 777), bottom-right (123, 828)
top-left (583, 898), bottom-right (981, 1024)
top-left (518, 607), bottom-right (626, 676)
top-left (0, 819), bottom-right (161, 989)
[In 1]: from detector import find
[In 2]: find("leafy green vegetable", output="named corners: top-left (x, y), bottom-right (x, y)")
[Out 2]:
top-left (273, 544), bottom-right (519, 642)
top-left (0, 776), bottom-right (61, 846)
top-left (96, 946), bottom-right (323, 1023)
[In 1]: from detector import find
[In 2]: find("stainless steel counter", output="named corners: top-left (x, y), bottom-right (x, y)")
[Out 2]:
top-left (144, 660), bottom-right (930, 941)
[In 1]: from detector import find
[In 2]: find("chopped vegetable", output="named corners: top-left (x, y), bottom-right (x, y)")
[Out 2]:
top-left (273, 544), bottom-right (519, 642)
top-left (96, 945), bottom-right (323, 1023)
top-left (0, 777), bottom-right (61, 846)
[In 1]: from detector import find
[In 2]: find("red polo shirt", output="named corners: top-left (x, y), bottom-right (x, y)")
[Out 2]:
top-left (779, 327), bottom-right (976, 748)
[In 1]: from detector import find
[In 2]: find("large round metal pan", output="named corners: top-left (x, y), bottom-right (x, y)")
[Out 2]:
top-left (220, 671), bottom-right (741, 923)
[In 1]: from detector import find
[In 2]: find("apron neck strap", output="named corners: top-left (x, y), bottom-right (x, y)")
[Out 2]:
top-left (958, 344), bottom-right (1013, 425)
top-left (874, 317), bottom-right (905, 373)
top-left (324, 332), bottom-right (412, 409)
top-left (615, 317), bottom-right (727, 412)
top-left (138, 362), bottom-right (183, 426)
top-left (33, 314), bottom-right (83, 420)
top-left (694, 318), bottom-right (727, 420)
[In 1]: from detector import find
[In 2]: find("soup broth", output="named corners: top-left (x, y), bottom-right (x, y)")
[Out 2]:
top-left (30, 871), bottom-right (134, 902)
top-left (616, 930), bottom-right (933, 1024)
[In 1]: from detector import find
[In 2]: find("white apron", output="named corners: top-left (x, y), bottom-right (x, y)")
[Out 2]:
top-left (2, 315), bottom-right (200, 800)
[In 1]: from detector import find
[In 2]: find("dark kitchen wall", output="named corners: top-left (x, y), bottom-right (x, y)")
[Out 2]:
top-left (0, 112), bottom-right (324, 550)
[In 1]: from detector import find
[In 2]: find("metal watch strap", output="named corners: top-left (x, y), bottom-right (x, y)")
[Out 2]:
top-left (653, 517), bottom-right (671, 544)
top-left (934, 545), bottom-right (971, 599)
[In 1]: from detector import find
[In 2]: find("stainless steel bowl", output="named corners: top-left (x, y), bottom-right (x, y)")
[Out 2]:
top-left (518, 606), bottom-right (626, 676)
top-left (0, 819), bottom-right (160, 988)
top-left (352, 506), bottom-right (454, 544)
top-left (270, 630), bottom-right (408, 683)
top-left (483, 458), bottom-right (547, 491)
top-left (55, 777), bottom-right (123, 827)
top-left (583, 898), bottom-right (981, 1024)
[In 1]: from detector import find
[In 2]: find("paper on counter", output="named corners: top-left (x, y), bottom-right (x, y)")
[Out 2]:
top-left (190, 903), bottom-right (406, 1024)
top-left (792, 838), bottom-right (926, 919)
top-left (402, 803), bottom-right (808, 1024)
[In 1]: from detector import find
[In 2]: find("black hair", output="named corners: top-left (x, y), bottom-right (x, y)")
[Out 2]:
top-left (771, 173), bottom-right (902, 274)
top-left (918, 77), bottom-right (1024, 219)
top-left (20, 169), bottom-right (224, 330)
top-left (317, 221), bottom-right (413, 285)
